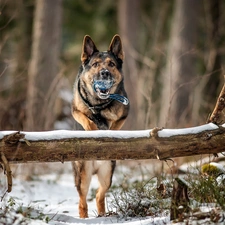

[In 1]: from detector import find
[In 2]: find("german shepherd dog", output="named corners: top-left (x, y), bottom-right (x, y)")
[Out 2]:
top-left (71, 35), bottom-right (129, 218)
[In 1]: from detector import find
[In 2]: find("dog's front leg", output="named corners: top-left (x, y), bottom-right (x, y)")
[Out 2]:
top-left (110, 117), bottom-right (126, 130)
top-left (72, 110), bottom-right (98, 131)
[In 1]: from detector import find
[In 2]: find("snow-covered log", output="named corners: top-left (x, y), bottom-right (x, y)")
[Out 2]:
top-left (0, 123), bottom-right (225, 164)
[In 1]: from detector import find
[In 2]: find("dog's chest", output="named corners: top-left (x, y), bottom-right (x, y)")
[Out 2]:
top-left (89, 108), bottom-right (117, 130)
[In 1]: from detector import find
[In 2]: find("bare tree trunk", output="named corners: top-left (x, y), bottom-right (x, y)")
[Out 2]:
top-left (203, 0), bottom-right (224, 115)
top-left (25, 0), bottom-right (62, 131)
top-left (0, 0), bottom-right (33, 130)
top-left (117, 0), bottom-right (140, 129)
top-left (159, 0), bottom-right (200, 128)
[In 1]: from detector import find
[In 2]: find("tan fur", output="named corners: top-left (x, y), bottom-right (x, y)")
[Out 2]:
top-left (72, 35), bottom-right (129, 218)
top-left (72, 161), bottom-right (115, 218)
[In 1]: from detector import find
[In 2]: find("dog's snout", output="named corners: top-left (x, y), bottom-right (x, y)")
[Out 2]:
top-left (100, 69), bottom-right (111, 79)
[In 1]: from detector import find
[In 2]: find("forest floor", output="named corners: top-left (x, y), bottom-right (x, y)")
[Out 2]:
top-left (0, 159), bottom-right (225, 225)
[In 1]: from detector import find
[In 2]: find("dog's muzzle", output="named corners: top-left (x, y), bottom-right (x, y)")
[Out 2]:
top-left (93, 80), bottom-right (129, 105)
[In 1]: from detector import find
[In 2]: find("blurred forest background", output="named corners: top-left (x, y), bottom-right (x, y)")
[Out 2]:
top-left (1, 0), bottom-right (225, 132)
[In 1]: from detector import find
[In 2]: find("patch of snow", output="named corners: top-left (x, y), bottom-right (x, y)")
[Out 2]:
top-left (1, 123), bottom-right (221, 141)
top-left (0, 163), bottom-right (171, 225)
top-left (158, 123), bottom-right (218, 138)
top-left (54, 120), bottom-right (72, 130)
top-left (217, 174), bottom-right (225, 185)
top-left (209, 162), bottom-right (225, 173)
top-left (59, 89), bottom-right (73, 103)
top-left (179, 157), bottom-right (225, 174)
top-left (0, 130), bottom-right (17, 139)
top-left (0, 130), bottom-right (152, 141)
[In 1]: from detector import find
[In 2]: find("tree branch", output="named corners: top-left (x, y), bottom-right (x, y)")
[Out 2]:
top-left (207, 76), bottom-right (225, 124)
top-left (0, 123), bottom-right (224, 164)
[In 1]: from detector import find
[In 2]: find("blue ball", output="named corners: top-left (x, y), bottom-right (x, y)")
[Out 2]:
top-left (93, 80), bottom-right (113, 91)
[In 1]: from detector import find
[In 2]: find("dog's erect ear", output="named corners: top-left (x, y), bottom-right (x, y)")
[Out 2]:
top-left (81, 35), bottom-right (99, 63)
top-left (108, 35), bottom-right (124, 61)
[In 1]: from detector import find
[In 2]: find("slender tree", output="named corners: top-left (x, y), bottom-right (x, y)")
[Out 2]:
top-left (25, 0), bottom-right (62, 131)
top-left (203, 0), bottom-right (224, 114)
top-left (158, 0), bottom-right (200, 128)
top-left (0, 0), bottom-right (33, 130)
top-left (117, 0), bottom-right (140, 129)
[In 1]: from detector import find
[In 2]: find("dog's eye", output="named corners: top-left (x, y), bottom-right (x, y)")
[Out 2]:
top-left (109, 61), bottom-right (115, 67)
top-left (92, 62), bottom-right (99, 68)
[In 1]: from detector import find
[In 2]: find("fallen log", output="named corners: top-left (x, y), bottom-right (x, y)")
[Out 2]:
top-left (0, 123), bottom-right (225, 164)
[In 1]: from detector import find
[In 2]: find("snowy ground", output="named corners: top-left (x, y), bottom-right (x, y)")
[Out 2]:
top-left (0, 161), bottom-right (170, 225)
top-left (1, 159), bottom-right (225, 225)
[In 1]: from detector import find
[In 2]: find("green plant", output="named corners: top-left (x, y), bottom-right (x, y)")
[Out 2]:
top-left (110, 178), bottom-right (171, 219)
top-left (0, 197), bottom-right (52, 224)
top-left (110, 160), bottom-right (225, 222)
top-left (187, 174), bottom-right (225, 210)
top-left (7, 197), bottom-right (16, 207)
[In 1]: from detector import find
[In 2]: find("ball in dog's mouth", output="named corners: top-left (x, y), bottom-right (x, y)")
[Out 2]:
top-left (93, 80), bottom-right (113, 99)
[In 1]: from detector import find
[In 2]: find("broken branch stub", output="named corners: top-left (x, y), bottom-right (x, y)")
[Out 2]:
top-left (170, 177), bottom-right (190, 221)
top-left (207, 76), bottom-right (225, 124)
top-left (1, 152), bottom-right (12, 193)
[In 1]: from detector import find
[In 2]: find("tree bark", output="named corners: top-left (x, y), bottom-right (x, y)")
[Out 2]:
top-left (207, 76), bottom-right (225, 124)
top-left (117, 0), bottom-right (140, 129)
top-left (203, 0), bottom-right (223, 110)
top-left (159, 0), bottom-right (200, 128)
top-left (25, 0), bottom-right (62, 131)
top-left (170, 178), bottom-right (190, 221)
top-left (0, 123), bottom-right (224, 163)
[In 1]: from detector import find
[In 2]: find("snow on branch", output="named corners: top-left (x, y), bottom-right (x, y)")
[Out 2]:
top-left (0, 123), bottom-right (225, 164)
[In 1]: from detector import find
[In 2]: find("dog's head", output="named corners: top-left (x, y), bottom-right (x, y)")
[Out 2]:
top-left (79, 35), bottom-right (124, 100)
